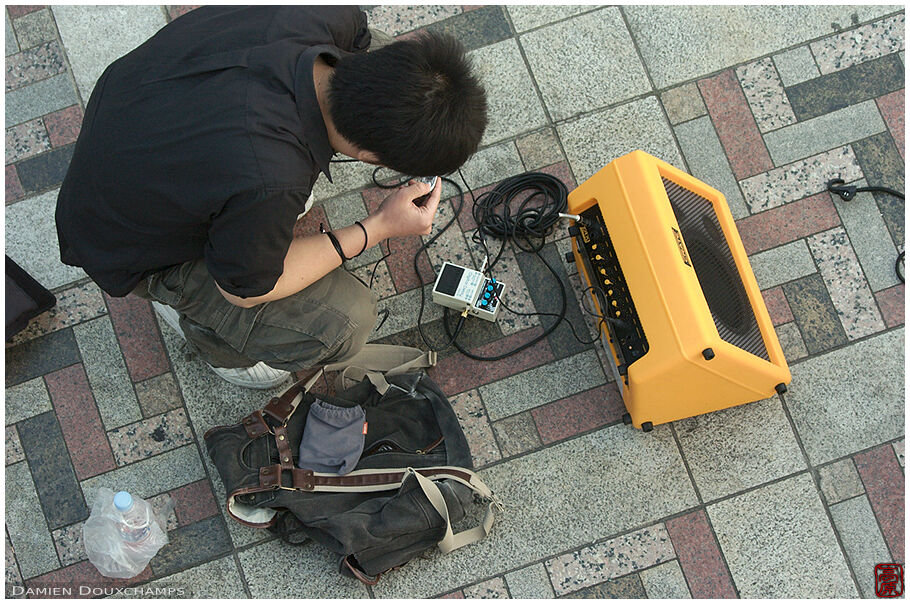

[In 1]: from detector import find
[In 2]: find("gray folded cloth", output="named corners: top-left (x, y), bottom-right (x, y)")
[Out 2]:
top-left (297, 399), bottom-right (366, 475)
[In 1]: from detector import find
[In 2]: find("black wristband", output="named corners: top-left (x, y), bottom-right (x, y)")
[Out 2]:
top-left (353, 221), bottom-right (368, 258)
top-left (320, 223), bottom-right (347, 263)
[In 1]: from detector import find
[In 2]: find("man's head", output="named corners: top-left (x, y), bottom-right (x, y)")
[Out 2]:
top-left (328, 31), bottom-right (487, 176)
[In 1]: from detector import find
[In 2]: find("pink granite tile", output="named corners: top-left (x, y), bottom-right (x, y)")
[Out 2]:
top-left (463, 577), bottom-right (508, 598)
top-left (7, 6), bottom-right (44, 19)
top-left (6, 117), bottom-right (50, 162)
top-left (103, 293), bottom-right (169, 382)
top-left (810, 14), bottom-right (905, 74)
top-left (44, 364), bottom-right (117, 480)
top-left (855, 444), bottom-right (905, 563)
top-left (26, 560), bottom-right (153, 597)
top-left (106, 408), bottom-right (194, 465)
top-left (51, 522), bottom-right (86, 567)
top-left (877, 89), bottom-right (904, 160)
top-left (698, 69), bottom-right (773, 179)
top-left (43, 105), bottom-right (83, 148)
top-left (735, 57), bottom-right (796, 133)
top-left (761, 286), bottom-right (795, 326)
top-left (428, 326), bottom-right (553, 395)
top-left (170, 479), bottom-right (218, 526)
top-left (439, 590), bottom-right (465, 598)
top-left (531, 383), bottom-right (624, 444)
top-left (351, 260), bottom-right (396, 300)
top-left (292, 203), bottom-right (327, 239)
top-left (736, 192), bottom-right (841, 254)
top-left (875, 284), bottom-right (904, 328)
top-left (8, 282), bottom-right (107, 346)
top-left (665, 510), bottom-right (736, 599)
top-left (167, 5), bottom-right (200, 21)
top-left (6, 163), bottom-right (25, 203)
top-left (451, 390), bottom-right (501, 468)
top-left (5, 40), bottom-right (66, 92)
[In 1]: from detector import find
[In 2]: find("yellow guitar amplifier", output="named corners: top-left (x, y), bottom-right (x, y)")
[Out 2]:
top-left (566, 150), bottom-right (790, 430)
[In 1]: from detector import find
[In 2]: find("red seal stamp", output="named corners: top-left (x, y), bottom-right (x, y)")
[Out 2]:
top-left (875, 563), bottom-right (903, 598)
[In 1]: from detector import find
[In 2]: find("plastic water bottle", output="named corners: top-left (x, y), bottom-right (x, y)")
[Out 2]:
top-left (113, 491), bottom-right (151, 543)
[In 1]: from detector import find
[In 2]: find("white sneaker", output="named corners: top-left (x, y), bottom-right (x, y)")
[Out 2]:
top-left (152, 301), bottom-right (291, 390)
top-left (296, 193), bottom-right (315, 221)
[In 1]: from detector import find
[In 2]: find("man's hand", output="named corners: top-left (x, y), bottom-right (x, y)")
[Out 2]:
top-left (371, 178), bottom-right (442, 239)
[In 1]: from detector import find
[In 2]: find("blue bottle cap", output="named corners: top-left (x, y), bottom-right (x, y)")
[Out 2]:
top-left (113, 491), bottom-right (133, 512)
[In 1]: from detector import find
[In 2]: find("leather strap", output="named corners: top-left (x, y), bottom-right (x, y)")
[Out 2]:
top-left (241, 410), bottom-right (270, 439)
top-left (257, 464), bottom-right (486, 495)
top-left (342, 555), bottom-right (379, 585)
top-left (273, 425), bottom-right (295, 470)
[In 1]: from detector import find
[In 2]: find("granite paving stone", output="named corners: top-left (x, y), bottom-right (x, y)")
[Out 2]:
top-left (351, 260), bottom-right (396, 301)
top-left (26, 560), bottom-right (152, 595)
top-left (664, 510), bottom-right (736, 599)
top-left (7, 6), bottom-right (45, 20)
top-left (673, 115), bottom-right (749, 220)
top-left (786, 328), bottom-right (903, 465)
top-left (698, 69), bottom-right (772, 180)
top-left (136, 555), bottom-right (246, 598)
top-left (7, 281), bottom-right (107, 347)
top-left (736, 57), bottom-right (796, 133)
top-left (5, 376), bottom-right (52, 425)
top-left (5, 188), bottom-right (85, 289)
top-left (854, 443), bottom-right (905, 563)
top-left (310, 160), bottom-right (377, 203)
top-left (708, 472), bottom-right (857, 598)
top-left (775, 322), bottom-right (809, 362)
top-left (438, 590), bottom-right (465, 599)
top-left (6, 10), bottom-right (18, 55)
top-left (106, 408), bottom-right (195, 466)
top-left (364, 4), bottom-right (461, 36)
top-left (875, 284), bottom-right (904, 328)
top-left (515, 128), bottom-right (564, 171)
top-left (876, 88), bottom-right (904, 159)
top-left (748, 239), bottom-right (817, 290)
top-left (135, 372), bottom-right (184, 418)
top-left (786, 54), bottom-right (904, 122)
top-left (828, 474), bottom-right (871, 533)
top-left (5, 462), bottom-right (61, 580)
top-left (760, 286), bottom-right (794, 325)
top-left (782, 273), bottom-right (849, 355)
top-left (451, 390), bottom-right (501, 468)
top-left (104, 294), bottom-right (170, 383)
top-left (80, 444), bottom-right (206, 506)
top-left (15, 142), bottom-right (74, 192)
top-left (894, 440), bottom-right (905, 467)
top-left (459, 141), bottom-right (524, 191)
top-left (45, 364), bottom-right (117, 480)
top-left (462, 577), bottom-right (509, 599)
top-left (422, 195), bottom-right (473, 276)
top-left (6, 328), bottom-right (81, 388)
top-left (11, 8), bottom-right (56, 49)
top-left (73, 316), bottom-right (142, 430)
top-left (238, 540), bottom-right (370, 598)
top-left (320, 191), bottom-right (382, 268)
top-left (372, 425), bottom-right (697, 598)
top-left (423, 5), bottom-right (510, 52)
top-left (51, 523), bottom-right (86, 567)
top-left (6, 425), bottom-right (25, 466)
top-left (506, 5), bottom-right (592, 32)
top-left (810, 13), bottom-right (905, 75)
top-left (492, 412), bottom-right (542, 459)
top-left (739, 146), bottom-right (863, 213)
top-left (674, 397), bottom-right (806, 502)
top-left (169, 479), bottom-right (218, 526)
top-left (737, 192), bottom-right (840, 255)
top-left (378, 234), bottom-right (435, 294)
top-left (832, 184), bottom-right (900, 292)
top-left (52, 5), bottom-right (166, 100)
top-left (639, 560), bottom-right (691, 599)
top-left (558, 96), bottom-right (684, 183)
top-left (546, 523), bottom-right (675, 596)
top-left (531, 383), bottom-right (624, 444)
top-left (372, 285), bottom-right (442, 340)
top-left (830, 495), bottom-right (894, 598)
top-left (562, 573), bottom-right (647, 599)
top-left (5, 73), bottom-right (79, 125)
top-left (504, 564), bottom-right (554, 599)
top-left (42, 104), bottom-right (83, 148)
top-left (623, 5), bottom-right (893, 89)
top-left (465, 236), bottom-right (539, 335)
top-left (660, 82), bottom-right (707, 126)
top-left (520, 8), bottom-right (650, 122)
top-left (764, 100), bottom-right (886, 166)
top-left (479, 349), bottom-right (606, 420)
top-left (6, 163), bottom-right (25, 203)
top-left (469, 38), bottom-right (547, 146)
top-left (147, 492), bottom-right (178, 532)
top-left (807, 227), bottom-right (885, 340)
top-left (772, 46), bottom-right (821, 86)
top-left (5, 117), bottom-right (51, 163)
top-left (852, 132), bottom-right (905, 248)
top-left (149, 515), bottom-right (233, 578)
top-left (5, 40), bottom-right (66, 92)
top-left (18, 410), bottom-right (89, 529)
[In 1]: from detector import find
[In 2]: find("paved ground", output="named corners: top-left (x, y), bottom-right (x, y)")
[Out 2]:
top-left (5, 4), bottom-right (905, 599)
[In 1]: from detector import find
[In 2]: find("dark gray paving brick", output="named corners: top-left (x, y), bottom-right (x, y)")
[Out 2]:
top-left (5, 328), bottom-right (81, 387)
top-left (18, 411), bottom-right (89, 529)
top-left (15, 144), bottom-right (74, 193)
top-left (852, 132), bottom-right (905, 248)
top-left (425, 5), bottom-right (511, 52)
top-left (786, 54), bottom-right (904, 121)
top-left (782, 273), bottom-right (848, 355)
top-left (563, 573), bottom-right (647, 599)
top-left (149, 514), bottom-right (233, 578)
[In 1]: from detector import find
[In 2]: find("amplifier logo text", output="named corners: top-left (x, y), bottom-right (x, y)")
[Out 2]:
top-left (672, 227), bottom-right (691, 267)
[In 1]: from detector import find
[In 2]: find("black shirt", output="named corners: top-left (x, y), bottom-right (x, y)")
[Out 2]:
top-left (56, 6), bottom-right (371, 297)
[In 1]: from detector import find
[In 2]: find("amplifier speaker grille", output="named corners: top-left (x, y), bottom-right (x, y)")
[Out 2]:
top-left (662, 177), bottom-right (769, 361)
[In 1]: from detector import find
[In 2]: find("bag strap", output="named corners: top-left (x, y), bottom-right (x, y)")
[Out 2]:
top-left (324, 344), bottom-right (436, 394)
top-left (410, 468), bottom-right (498, 554)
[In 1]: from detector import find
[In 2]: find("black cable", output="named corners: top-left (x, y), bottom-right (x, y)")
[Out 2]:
top-left (897, 250), bottom-right (905, 284)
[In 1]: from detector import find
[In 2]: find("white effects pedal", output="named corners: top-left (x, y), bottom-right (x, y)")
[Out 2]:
top-left (431, 261), bottom-right (505, 322)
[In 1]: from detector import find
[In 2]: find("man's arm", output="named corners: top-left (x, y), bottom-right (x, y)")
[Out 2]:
top-left (216, 179), bottom-right (441, 308)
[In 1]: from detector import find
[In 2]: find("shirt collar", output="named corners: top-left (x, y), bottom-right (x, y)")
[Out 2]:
top-left (294, 45), bottom-right (344, 184)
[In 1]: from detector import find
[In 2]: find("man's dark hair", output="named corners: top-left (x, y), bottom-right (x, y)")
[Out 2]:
top-left (328, 31), bottom-right (487, 176)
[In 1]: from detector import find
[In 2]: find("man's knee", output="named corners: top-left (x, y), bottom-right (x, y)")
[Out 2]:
top-left (329, 279), bottom-right (378, 362)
